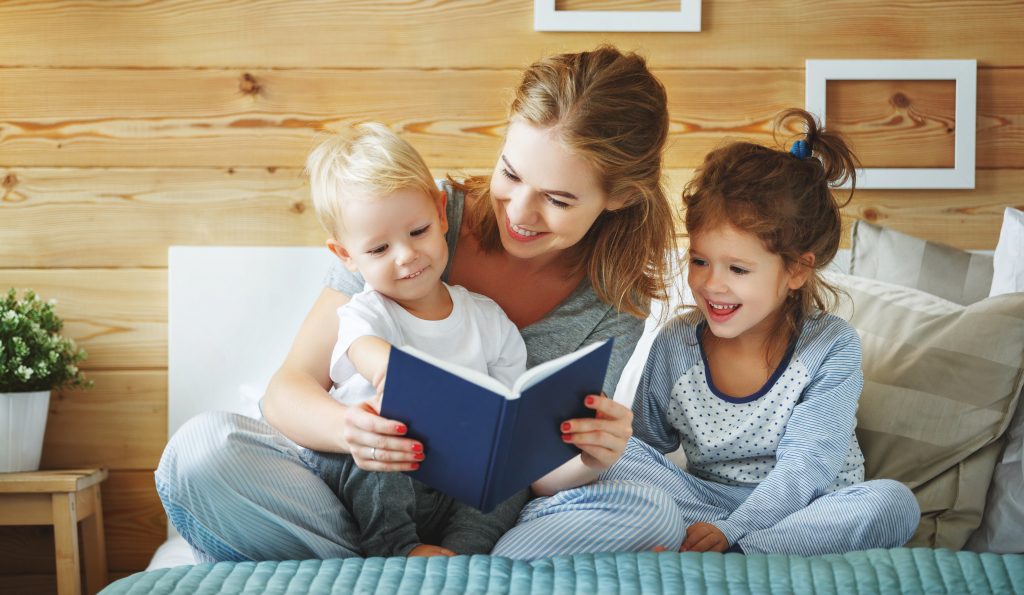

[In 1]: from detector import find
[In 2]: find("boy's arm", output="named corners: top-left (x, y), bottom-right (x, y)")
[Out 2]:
top-left (262, 288), bottom-right (417, 466)
top-left (486, 313), bottom-right (528, 388)
top-left (348, 335), bottom-right (392, 398)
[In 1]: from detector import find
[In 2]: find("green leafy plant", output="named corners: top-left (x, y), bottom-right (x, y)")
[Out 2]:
top-left (0, 289), bottom-right (91, 393)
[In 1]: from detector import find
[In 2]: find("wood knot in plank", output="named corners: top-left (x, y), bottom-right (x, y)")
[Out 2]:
top-left (890, 92), bottom-right (910, 109)
top-left (239, 73), bottom-right (262, 96)
top-left (2, 173), bottom-right (17, 190)
top-left (289, 199), bottom-right (306, 214)
top-left (863, 208), bottom-right (880, 222)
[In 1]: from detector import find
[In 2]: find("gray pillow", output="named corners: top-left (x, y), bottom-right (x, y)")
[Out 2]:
top-left (830, 272), bottom-right (1024, 549)
top-left (850, 221), bottom-right (994, 305)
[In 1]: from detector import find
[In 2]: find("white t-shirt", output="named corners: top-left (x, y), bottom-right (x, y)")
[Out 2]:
top-left (329, 283), bottom-right (527, 405)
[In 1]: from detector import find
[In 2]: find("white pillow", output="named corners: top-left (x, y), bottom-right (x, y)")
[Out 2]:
top-left (990, 207), bottom-right (1024, 297)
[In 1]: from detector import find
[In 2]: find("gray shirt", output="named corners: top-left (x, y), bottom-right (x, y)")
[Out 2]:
top-left (324, 180), bottom-right (644, 397)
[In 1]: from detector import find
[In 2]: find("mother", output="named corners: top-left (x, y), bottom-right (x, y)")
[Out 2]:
top-left (156, 45), bottom-right (675, 562)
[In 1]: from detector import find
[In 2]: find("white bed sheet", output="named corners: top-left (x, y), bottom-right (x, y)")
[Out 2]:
top-left (146, 535), bottom-right (197, 570)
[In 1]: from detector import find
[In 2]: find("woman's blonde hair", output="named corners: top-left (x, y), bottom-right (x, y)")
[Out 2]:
top-left (307, 122), bottom-right (438, 238)
top-left (455, 46), bottom-right (675, 318)
top-left (682, 108), bottom-right (858, 363)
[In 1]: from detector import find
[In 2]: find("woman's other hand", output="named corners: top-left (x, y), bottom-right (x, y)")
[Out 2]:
top-left (561, 393), bottom-right (633, 472)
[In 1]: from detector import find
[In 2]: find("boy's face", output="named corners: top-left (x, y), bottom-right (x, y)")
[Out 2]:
top-left (328, 187), bottom-right (449, 309)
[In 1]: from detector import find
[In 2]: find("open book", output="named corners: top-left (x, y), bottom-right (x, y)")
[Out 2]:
top-left (379, 339), bottom-right (613, 512)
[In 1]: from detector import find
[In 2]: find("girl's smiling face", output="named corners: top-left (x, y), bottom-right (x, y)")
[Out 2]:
top-left (687, 224), bottom-right (809, 344)
top-left (489, 120), bottom-right (621, 265)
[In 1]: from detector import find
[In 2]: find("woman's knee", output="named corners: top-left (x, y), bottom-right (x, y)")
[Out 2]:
top-left (157, 411), bottom-right (257, 491)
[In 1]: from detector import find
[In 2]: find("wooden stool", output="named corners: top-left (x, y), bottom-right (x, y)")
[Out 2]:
top-left (0, 469), bottom-right (109, 595)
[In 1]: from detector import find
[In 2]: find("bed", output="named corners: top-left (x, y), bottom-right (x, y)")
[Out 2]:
top-left (100, 226), bottom-right (1024, 593)
top-left (103, 549), bottom-right (1023, 594)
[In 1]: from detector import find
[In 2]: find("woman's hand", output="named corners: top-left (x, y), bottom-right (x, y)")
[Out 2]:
top-left (561, 393), bottom-right (633, 472)
top-left (343, 401), bottom-right (424, 472)
top-left (680, 522), bottom-right (729, 553)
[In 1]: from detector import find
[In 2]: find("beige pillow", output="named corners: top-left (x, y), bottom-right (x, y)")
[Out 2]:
top-left (850, 220), bottom-right (994, 305)
top-left (830, 273), bottom-right (1024, 549)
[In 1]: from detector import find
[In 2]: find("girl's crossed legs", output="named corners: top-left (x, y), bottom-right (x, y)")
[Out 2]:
top-left (493, 439), bottom-right (918, 560)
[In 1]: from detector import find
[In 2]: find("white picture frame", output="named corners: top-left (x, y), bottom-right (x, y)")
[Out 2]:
top-left (534, 0), bottom-right (700, 32)
top-left (805, 59), bottom-right (976, 189)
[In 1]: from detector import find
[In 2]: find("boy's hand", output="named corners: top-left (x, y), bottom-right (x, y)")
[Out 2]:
top-left (408, 544), bottom-right (455, 557)
top-left (560, 393), bottom-right (633, 472)
top-left (680, 522), bottom-right (729, 553)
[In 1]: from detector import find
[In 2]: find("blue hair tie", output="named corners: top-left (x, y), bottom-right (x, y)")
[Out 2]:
top-left (790, 139), bottom-right (811, 160)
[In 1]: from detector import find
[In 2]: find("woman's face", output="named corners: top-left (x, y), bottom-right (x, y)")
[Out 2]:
top-left (489, 120), bottom-right (619, 264)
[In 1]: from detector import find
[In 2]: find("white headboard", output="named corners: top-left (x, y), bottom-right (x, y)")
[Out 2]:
top-left (167, 246), bottom-right (336, 438)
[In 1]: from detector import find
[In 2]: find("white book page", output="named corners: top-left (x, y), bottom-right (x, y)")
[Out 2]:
top-left (511, 340), bottom-right (608, 395)
top-left (397, 346), bottom-right (511, 396)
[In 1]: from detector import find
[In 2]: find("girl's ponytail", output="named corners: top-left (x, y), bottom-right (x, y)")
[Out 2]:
top-left (775, 108), bottom-right (859, 206)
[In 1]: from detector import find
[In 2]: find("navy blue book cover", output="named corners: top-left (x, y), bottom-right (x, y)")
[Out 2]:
top-left (380, 339), bottom-right (613, 512)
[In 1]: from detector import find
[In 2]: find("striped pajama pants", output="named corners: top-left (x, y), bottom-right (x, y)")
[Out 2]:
top-left (491, 438), bottom-right (920, 561)
top-left (155, 411), bottom-right (523, 562)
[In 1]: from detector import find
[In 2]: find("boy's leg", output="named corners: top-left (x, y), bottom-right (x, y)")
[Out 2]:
top-left (435, 488), bottom-right (530, 555)
top-left (737, 479), bottom-right (920, 555)
top-left (330, 463), bottom-right (423, 557)
top-left (155, 411), bottom-right (362, 562)
top-left (491, 439), bottom-right (737, 560)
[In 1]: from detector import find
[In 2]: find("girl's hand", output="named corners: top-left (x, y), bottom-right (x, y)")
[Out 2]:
top-left (561, 393), bottom-right (633, 472)
top-left (343, 401), bottom-right (424, 472)
top-left (680, 522), bottom-right (729, 553)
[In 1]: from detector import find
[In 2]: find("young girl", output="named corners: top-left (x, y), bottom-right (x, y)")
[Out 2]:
top-left (492, 109), bottom-right (921, 559)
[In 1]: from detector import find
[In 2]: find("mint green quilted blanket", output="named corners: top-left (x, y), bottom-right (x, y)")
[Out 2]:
top-left (101, 548), bottom-right (1023, 594)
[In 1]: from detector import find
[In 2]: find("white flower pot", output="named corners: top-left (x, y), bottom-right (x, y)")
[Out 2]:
top-left (0, 390), bottom-right (51, 472)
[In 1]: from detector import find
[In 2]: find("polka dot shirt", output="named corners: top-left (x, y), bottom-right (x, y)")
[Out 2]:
top-left (634, 312), bottom-right (865, 492)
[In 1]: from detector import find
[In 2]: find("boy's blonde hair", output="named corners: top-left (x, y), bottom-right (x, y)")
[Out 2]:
top-left (306, 123), bottom-right (438, 238)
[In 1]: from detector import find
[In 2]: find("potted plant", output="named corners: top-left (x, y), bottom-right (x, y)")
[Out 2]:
top-left (1, 289), bottom-right (90, 472)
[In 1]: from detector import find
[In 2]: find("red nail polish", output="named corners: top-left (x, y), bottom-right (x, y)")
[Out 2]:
top-left (411, 443), bottom-right (422, 452)
top-left (410, 463), bottom-right (420, 470)
top-left (414, 453), bottom-right (425, 461)
top-left (562, 434), bottom-right (572, 442)
top-left (561, 422), bottom-right (571, 432)
top-left (585, 396), bottom-right (595, 406)
top-left (396, 424), bottom-right (407, 434)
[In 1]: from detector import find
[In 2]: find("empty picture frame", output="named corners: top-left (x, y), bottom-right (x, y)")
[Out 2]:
top-left (805, 59), bottom-right (976, 189)
top-left (534, 0), bottom-right (700, 32)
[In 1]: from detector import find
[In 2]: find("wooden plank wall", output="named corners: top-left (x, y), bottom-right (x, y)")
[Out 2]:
top-left (1, 0), bottom-right (1021, 590)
